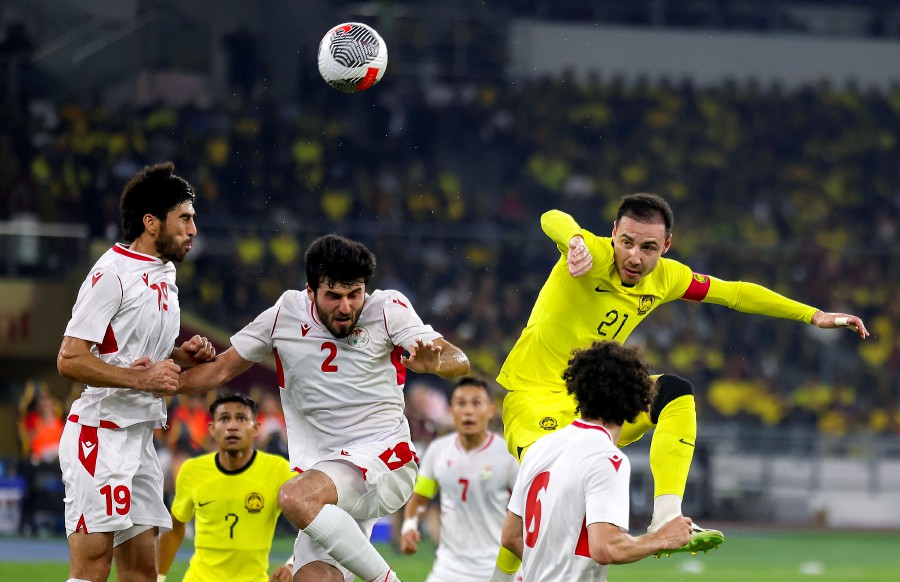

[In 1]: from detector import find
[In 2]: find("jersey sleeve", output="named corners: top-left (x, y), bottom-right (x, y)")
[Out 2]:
top-left (381, 291), bottom-right (442, 348)
top-left (540, 210), bottom-right (615, 277)
top-left (412, 441), bottom-right (440, 498)
top-left (698, 277), bottom-right (818, 323)
top-left (507, 466), bottom-right (527, 518)
top-left (170, 459), bottom-right (196, 523)
top-left (230, 297), bottom-right (283, 362)
top-left (584, 453), bottom-right (630, 531)
top-left (63, 268), bottom-right (122, 344)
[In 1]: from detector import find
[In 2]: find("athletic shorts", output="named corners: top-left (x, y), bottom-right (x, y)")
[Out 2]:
top-left (502, 382), bottom-right (659, 461)
top-left (291, 438), bottom-right (418, 577)
top-left (59, 419), bottom-right (171, 535)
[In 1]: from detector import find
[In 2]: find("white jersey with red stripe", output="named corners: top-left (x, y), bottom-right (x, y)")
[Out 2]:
top-left (418, 431), bottom-right (518, 581)
top-left (63, 244), bottom-right (180, 428)
top-left (230, 289), bottom-right (442, 470)
top-left (509, 420), bottom-right (631, 582)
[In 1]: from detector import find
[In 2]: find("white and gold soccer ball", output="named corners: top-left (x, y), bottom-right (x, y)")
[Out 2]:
top-left (317, 22), bottom-right (388, 93)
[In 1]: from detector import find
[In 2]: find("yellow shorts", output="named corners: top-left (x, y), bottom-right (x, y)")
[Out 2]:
top-left (502, 380), bottom-right (659, 462)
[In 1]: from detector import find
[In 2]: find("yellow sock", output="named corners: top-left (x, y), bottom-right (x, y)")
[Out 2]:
top-left (496, 545), bottom-right (521, 574)
top-left (649, 394), bottom-right (696, 499)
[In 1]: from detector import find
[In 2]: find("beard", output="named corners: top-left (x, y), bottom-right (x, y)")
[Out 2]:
top-left (316, 303), bottom-right (362, 338)
top-left (155, 224), bottom-right (189, 263)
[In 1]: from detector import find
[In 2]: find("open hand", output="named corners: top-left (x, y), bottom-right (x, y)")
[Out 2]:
top-left (810, 311), bottom-right (869, 339)
top-left (401, 338), bottom-right (443, 374)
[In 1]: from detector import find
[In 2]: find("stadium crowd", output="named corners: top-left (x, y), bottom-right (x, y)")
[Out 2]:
top-left (3, 73), bottom-right (899, 439)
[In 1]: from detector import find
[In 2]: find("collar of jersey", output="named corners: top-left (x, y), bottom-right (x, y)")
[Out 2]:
top-left (214, 449), bottom-right (258, 475)
top-left (113, 243), bottom-right (160, 263)
top-left (571, 420), bottom-right (613, 442)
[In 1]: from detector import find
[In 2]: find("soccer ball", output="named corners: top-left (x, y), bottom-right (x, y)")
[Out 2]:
top-left (317, 22), bottom-right (388, 93)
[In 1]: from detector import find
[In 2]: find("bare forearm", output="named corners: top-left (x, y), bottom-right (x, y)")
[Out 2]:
top-left (177, 348), bottom-right (253, 395)
top-left (57, 351), bottom-right (138, 389)
top-left (435, 344), bottom-right (470, 378)
top-left (403, 493), bottom-right (431, 521)
top-left (157, 520), bottom-right (185, 574)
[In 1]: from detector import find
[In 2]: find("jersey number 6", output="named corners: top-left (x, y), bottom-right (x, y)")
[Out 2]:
top-left (524, 471), bottom-right (550, 547)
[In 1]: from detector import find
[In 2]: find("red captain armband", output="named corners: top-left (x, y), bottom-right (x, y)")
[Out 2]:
top-left (682, 273), bottom-right (711, 301)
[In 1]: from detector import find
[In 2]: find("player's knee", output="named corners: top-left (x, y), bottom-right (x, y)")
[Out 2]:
top-left (278, 478), bottom-right (314, 527)
top-left (650, 374), bottom-right (694, 424)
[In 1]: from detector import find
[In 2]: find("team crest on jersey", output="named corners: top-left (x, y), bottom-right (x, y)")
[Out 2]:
top-left (348, 327), bottom-right (370, 348)
top-left (539, 417), bottom-right (558, 431)
top-left (479, 465), bottom-right (495, 481)
top-left (244, 492), bottom-right (264, 513)
top-left (637, 295), bottom-right (655, 315)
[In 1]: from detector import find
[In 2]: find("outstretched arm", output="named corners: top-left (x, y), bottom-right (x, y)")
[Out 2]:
top-left (401, 337), bottom-right (470, 378)
top-left (697, 278), bottom-right (869, 338)
top-left (177, 347), bottom-right (255, 395)
top-left (589, 516), bottom-right (693, 565)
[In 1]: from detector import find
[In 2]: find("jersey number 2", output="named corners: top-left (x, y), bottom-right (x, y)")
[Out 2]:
top-left (524, 471), bottom-right (550, 547)
top-left (320, 342), bottom-right (338, 373)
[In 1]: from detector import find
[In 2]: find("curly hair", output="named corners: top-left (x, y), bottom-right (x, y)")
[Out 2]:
top-left (119, 162), bottom-right (195, 242)
top-left (305, 234), bottom-right (376, 291)
top-left (562, 341), bottom-right (653, 426)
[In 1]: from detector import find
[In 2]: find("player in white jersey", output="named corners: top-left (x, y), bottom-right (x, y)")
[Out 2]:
top-left (177, 234), bottom-right (470, 582)
top-left (491, 341), bottom-right (692, 582)
top-left (400, 377), bottom-right (518, 582)
top-left (56, 162), bottom-right (215, 582)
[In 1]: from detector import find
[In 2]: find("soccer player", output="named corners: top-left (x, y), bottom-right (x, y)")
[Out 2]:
top-left (494, 341), bottom-right (694, 582)
top-left (177, 234), bottom-right (470, 582)
top-left (399, 377), bottom-right (518, 581)
top-left (157, 393), bottom-right (296, 582)
top-left (56, 162), bottom-right (215, 582)
top-left (493, 193), bottom-right (870, 575)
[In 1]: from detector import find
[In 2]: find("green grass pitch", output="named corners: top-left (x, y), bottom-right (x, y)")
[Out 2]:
top-left (1, 530), bottom-right (899, 581)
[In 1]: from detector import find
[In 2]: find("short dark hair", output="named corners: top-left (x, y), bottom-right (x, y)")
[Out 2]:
top-left (563, 341), bottom-right (653, 426)
top-left (120, 162), bottom-right (196, 242)
top-left (616, 193), bottom-right (674, 237)
top-left (451, 376), bottom-right (491, 399)
top-left (305, 234), bottom-right (376, 291)
top-left (209, 392), bottom-right (258, 419)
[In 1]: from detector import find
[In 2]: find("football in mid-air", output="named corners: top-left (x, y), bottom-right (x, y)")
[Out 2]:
top-left (317, 22), bottom-right (388, 93)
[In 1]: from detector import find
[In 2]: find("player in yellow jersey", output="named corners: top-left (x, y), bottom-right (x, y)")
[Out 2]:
top-left (157, 393), bottom-right (296, 582)
top-left (489, 193), bottom-right (869, 581)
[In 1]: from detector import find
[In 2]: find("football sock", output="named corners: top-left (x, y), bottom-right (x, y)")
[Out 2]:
top-left (648, 394), bottom-right (696, 528)
top-left (302, 504), bottom-right (393, 582)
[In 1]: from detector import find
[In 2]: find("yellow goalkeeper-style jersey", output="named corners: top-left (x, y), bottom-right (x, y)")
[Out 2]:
top-left (171, 450), bottom-right (296, 582)
top-left (497, 210), bottom-right (818, 394)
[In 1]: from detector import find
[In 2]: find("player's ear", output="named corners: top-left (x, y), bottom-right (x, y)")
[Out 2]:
top-left (611, 220), bottom-right (618, 238)
top-left (662, 234), bottom-right (672, 254)
top-left (306, 283), bottom-right (314, 302)
top-left (143, 213), bottom-right (159, 236)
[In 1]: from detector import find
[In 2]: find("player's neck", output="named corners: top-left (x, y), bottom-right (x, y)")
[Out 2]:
top-left (580, 417), bottom-right (622, 444)
top-left (217, 448), bottom-right (256, 472)
top-left (128, 236), bottom-right (164, 261)
top-left (458, 431), bottom-right (488, 451)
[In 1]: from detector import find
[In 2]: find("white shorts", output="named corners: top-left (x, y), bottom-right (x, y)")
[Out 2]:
top-left (60, 419), bottom-right (171, 536)
top-left (291, 438), bottom-right (418, 577)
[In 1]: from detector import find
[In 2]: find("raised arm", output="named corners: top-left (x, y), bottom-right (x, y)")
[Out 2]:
top-left (57, 336), bottom-right (179, 397)
top-left (176, 347), bottom-right (255, 395)
top-left (698, 278), bottom-right (869, 338)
